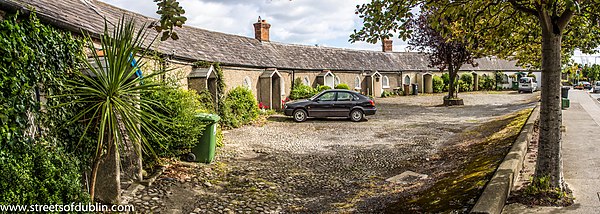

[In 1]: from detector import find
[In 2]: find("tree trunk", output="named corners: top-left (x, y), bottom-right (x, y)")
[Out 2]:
top-left (447, 66), bottom-right (457, 99)
top-left (534, 29), bottom-right (564, 189)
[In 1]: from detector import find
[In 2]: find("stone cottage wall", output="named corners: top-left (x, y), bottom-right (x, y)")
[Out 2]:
top-left (293, 71), bottom-right (321, 88)
top-left (380, 72), bottom-right (401, 92)
top-left (221, 66), bottom-right (264, 96)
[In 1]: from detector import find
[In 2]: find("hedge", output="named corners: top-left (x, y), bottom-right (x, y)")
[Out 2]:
top-left (335, 83), bottom-right (350, 89)
top-left (290, 85), bottom-right (317, 100)
top-left (220, 86), bottom-right (260, 128)
top-left (143, 87), bottom-right (212, 167)
top-left (459, 73), bottom-right (474, 92)
top-left (432, 75), bottom-right (444, 93)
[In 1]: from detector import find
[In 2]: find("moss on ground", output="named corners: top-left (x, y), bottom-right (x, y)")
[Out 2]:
top-left (385, 108), bottom-right (532, 213)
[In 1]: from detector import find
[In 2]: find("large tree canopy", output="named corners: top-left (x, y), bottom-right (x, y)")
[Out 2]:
top-left (406, 9), bottom-right (476, 101)
top-left (352, 0), bottom-right (600, 190)
top-left (352, 1), bottom-right (600, 68)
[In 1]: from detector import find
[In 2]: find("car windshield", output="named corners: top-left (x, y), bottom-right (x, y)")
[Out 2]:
top-left (309, 92), bottom-right (323, 100)
top-left (596, 82), bottom-right (600, 86)
top-left (519, 78), bottom-right (530, 83)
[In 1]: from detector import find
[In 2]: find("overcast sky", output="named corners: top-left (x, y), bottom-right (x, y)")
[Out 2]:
top-left (99, 0), bottom-right (410, 52)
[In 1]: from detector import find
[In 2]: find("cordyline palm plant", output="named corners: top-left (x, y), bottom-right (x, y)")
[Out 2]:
top-left (65, 17), bottom-right (168, 201)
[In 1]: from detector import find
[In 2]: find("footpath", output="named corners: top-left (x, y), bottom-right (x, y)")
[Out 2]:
top-left (503, 90), bottom-right (600, 213)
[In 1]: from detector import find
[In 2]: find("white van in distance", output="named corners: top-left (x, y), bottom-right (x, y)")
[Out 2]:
top-left (593, 81), bottom-right (600, 93)
top-left (518, 77), bottom-right (538, 93)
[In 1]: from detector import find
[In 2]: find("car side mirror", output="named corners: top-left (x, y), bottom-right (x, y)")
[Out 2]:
top-left (314, 98), bottom-right (320, 102)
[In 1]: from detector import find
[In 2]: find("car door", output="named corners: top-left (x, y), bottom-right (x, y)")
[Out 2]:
top-left (333, 92), bottom-right (354, 117)
top-left (307, 91), bottom-right (336, 117)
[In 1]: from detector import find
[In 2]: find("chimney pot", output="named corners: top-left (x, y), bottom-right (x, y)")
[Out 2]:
top-left (382, 38), bottom-right (393, 52)
top-left (254, 17), bottom-right (271, 42)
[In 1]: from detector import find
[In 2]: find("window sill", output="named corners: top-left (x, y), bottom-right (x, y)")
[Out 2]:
top-left (354, 87), bottom-right (361, 90)
top-left (383, 86), bottom-right (390, 89)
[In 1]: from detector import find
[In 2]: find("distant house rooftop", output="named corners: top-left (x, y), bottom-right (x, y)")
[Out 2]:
top-left (0, 0), bottom-right (526, 72)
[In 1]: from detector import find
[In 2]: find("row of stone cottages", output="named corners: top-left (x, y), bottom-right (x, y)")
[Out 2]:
top-left (0, 0), bottom-right (539, 110)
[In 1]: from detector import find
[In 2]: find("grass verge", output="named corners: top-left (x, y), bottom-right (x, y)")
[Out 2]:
top-left (384, 108), bottom-right (532, 213)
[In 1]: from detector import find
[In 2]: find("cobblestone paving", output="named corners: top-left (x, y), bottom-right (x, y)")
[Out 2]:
top-left (130, 91), bottom-right (539, 213)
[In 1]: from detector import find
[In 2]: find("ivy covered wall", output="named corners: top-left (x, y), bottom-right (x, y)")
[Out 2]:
top-left (0, 12), bottom-right (91, 204)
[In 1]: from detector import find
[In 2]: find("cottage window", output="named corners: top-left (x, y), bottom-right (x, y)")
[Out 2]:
top-left (334, 76), bottom-right (341, 86)
top-left (243, 76), bottom-right (252, 89)
top-left (382, 76), bottom-right (390, 88)
top-left (354, 76), bottom-right (361, 89)
top-left (303, 76), bottom-right (310, 86)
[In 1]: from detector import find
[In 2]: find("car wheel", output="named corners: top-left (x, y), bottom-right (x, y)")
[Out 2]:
top-left (293, 109), bottom-right (308, 122)
top-left (350, 109), bottom-right (364, 122)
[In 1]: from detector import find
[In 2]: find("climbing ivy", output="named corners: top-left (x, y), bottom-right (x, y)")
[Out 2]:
top-left (0, 12), bottom-right (90, 204)
top-left (193, 61), bottom-right (226, 113)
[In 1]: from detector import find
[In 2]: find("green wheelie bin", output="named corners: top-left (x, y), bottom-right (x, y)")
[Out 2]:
top-left (186, 113), bottom-right (220, 163)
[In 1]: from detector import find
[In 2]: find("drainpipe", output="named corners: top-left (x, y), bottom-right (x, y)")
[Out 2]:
top-left (291, 70), bottom-right (296, 89)
top-left (400, 70), bottom-right (403, 85)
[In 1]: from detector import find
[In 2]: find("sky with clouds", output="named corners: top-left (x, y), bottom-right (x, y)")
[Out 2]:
top-left (99, 0), bottom-right (597, 64)
top-left (99, 0), bottom-right (410, 52)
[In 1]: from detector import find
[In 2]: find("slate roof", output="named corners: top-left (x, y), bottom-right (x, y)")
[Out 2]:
top-left (0, 0), bottom-right (527, 72)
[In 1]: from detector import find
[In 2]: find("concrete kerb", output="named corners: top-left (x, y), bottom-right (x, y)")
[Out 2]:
top-left (470, 103), bottom-right (540, 214)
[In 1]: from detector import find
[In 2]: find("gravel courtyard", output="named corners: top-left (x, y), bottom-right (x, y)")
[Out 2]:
top-left (130, 91), bottom-right (539, 213)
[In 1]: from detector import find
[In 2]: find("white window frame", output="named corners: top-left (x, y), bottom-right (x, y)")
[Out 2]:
top-left (334, 76), bottom-right (341, 86)
top-left (303, 76), bottom-right (310, 86)
top-left (243, 76), bottom-right (252, 89)
top-left (354, 76), bottom-right (361, 89)
top-left (382, 75), bottom-right (390, 88)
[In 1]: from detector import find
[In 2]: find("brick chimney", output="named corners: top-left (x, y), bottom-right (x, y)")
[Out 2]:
top-left (253, 17), bottom-right (271, 42)
top-left (382, 38), bottom-right (393, 52)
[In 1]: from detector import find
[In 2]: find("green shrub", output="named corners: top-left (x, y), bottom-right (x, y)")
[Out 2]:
top-left (293, 77), bottom-right (304, 89)
top-left (441, 73), bottom-right (451, 85)
top-left (0, 143), bottom-right (89, 205)
top-left (220, 86), bottom-right (260, 128)
top-left (195, 89), bottom-right (216, 113)
top-left (335, 83), bottom-right (350, 90)
top-left (216, 128), bottom-right (224, 148)
top-left (315, 85), bottom-right (332, 92)
top-left (460, 73), bottom-right (474, 91)
top-left (441, 73), bottom-right (451, 92)
top-left (433, 75), bottom-right (444, 93)
top-left (381, 90), bottom-right (394, 97)
top-left (290, 85), bottom-right (317, 100)
top-left (479, 75), bottom-right (496, 91)
top-left (143, 87), bottom-right (209, 167)
top-left (458, 79), bottom-right (470, 92)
